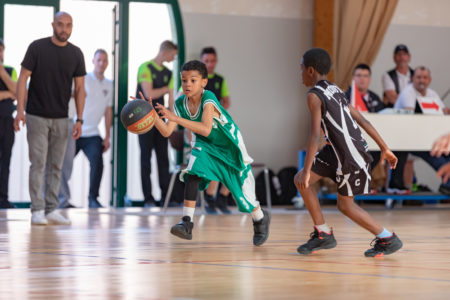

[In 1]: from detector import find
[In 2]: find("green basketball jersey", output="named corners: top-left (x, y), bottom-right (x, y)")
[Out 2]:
top-left (173, 90), bottom-right (252, 172)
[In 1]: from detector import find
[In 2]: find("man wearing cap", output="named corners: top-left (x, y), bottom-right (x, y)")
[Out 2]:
top-left (381, 44), bottom-right (414, 195)
top-left (382, 44), bottom-right (414, 108)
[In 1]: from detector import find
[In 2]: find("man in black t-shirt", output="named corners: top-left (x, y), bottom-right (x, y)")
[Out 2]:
top-left (0, 39), bottom-right (17, 209)
top-left (14, 12), bottom-right (86, 225)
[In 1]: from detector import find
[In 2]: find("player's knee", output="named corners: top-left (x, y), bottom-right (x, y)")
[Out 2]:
top-left (184, 175), bottom-right (201, 201)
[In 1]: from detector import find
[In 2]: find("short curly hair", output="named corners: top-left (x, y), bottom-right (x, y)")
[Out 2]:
top-left (181, 60), bottom-right (207, 78)
top-left (302, 48), bottom-right (331, 76)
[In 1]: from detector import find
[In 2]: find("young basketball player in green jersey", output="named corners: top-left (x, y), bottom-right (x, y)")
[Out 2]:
top-left (146, 60), bottom-right (270, 246)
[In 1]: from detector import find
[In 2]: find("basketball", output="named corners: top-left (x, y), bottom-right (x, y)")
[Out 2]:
top-left (120, 99), bottom-right (157, 134)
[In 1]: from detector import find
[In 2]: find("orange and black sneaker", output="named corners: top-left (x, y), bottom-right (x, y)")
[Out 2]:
top-left (297, 226), bottom-right (337, 255)
top-left (364, 233), bottom-right (402, 257)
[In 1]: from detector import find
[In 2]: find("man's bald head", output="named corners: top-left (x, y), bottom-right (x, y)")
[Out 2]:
top-left (52, 11), bottom-right (73, 44)
top-left (54, 11), bottom-right (72, 22)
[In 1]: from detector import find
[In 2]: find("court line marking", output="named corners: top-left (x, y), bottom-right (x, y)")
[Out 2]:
top-left (2, 249), bottom-right (450, 283)
top-left (186, 261), bottom-right (450, 283)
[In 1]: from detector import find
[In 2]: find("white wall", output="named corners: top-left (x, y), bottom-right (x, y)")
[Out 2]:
top-left (179, 0), bottom-right (450, 191)
top-left (179, 0), bottom-right (314, 172)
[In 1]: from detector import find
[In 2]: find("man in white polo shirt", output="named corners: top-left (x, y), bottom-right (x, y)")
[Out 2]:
top-left (59, 49), bottom-right (113, 208)
top-left (77, 49), bottom-right (113, 207)
top-left (395, 66), bottom-right (449, 114)
top-left (394, 66), bottom-right (450, 195)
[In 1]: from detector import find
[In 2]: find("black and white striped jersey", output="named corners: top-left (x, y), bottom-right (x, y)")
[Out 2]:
top-left (309, 80), bottom-right (373, 175)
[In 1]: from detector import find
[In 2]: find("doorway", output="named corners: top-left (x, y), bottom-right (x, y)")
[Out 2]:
top-left (1, 0), bottom-right (184, 207)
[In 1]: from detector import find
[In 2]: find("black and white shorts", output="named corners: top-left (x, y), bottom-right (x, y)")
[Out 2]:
top-left (311, 145), bottom-right (372, 196)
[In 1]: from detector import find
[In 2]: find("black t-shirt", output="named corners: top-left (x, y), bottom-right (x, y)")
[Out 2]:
top-left (0, 66), bottom-right (16, 117)
top-left (22, 37), bottom-right (86, 118)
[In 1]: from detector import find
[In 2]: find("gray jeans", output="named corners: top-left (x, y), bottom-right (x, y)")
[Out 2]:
top-left (27, 114), bottom-right (68, 213)
top-left (58, 119), bottom-right (75, 208)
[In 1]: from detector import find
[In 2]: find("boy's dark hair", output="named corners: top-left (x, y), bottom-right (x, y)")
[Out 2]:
top-left (0, 38), bottom-right (4, 48)
top-left (302, 48), bottom-right (331, 75)
top-left (181, 60), bottom-right (208, 78)
top-left (201, 47), bottom-right (217, 57)
top-left (354, 63), bottom-right (371, 75)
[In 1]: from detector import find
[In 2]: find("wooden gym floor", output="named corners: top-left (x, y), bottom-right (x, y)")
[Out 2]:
top-left (1, 205), bottom-right (450, 299)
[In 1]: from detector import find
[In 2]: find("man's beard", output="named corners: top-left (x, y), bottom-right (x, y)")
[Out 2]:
top-left (54, 29), bottom-right (70, 42)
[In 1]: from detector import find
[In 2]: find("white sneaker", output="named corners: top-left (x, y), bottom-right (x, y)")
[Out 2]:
top-left (31, 210), bottom-right (48, 225)
top-left (46, 210), bottom-right (71, 225)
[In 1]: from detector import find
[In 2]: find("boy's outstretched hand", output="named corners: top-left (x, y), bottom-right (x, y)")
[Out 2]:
top-left (130, 91), bottom-right (153, 105)
top-left (155, 103), bottom-right (176, 122)
top-left (294, 170), bottom-right (310, 190)
top-left (381, 149), bottom-right (398, 169)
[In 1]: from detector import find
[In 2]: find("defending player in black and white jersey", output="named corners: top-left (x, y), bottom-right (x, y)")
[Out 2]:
top-left (294, 48), bottom-right (403, 257)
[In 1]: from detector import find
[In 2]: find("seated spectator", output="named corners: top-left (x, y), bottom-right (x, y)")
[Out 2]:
top-left (346, 63), bottom-right (384, 113)
top-left (391, 66), bottom-right (450, 195)
top-left (382, 44), bottom-right (414, 108)
top-left (395, 66), bottom-right (450, 114)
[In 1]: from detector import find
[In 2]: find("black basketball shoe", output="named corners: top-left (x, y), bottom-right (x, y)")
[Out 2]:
top-left (297, 227), bottom-right (337, 255)
top-left (364, 233), bottom-right (403, 257)
top-left (204, 194), bottom-right (218, 215)
top-left (252, 209), bottom-right (270, 246)
top-left (216, 194), bottom-right (231, 214)
top-left (170, 216), bottom-right (194, 240)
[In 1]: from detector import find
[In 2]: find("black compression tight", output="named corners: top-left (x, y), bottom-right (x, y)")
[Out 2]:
top-left (184, 175), bottom-right (201, 201)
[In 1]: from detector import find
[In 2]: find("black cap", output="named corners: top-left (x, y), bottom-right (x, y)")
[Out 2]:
top-left (394, 44), bottom-right (409, 54)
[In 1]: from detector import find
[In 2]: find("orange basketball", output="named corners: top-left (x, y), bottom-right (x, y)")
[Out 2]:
top-left (120, 99), bottom-right (157, 134)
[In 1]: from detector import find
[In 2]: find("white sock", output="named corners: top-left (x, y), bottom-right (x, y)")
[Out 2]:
top-left (251, 207), bottom-right (264, 221)
top-left (183, 206), bottom-right (195, 220)
top-left (376, 228), bottom-right (392, 239)
top-left (315, 223), bottom-right (331, 234)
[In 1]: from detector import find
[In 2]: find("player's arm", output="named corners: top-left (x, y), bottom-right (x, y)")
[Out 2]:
top-left (155, 102), bottom-right (214, 137)
top-left (154, 117), bottom-right (178, 137)
top-left (349, 105), bottom-right (397, 169)
top-left (295, 93), bottom-right (323, 190)
top-left (14, 66), bottom-right (32, 131)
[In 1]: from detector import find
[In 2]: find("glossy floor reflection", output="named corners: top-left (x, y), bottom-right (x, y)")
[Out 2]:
top-left (1, 206), bottom-right (450, 299)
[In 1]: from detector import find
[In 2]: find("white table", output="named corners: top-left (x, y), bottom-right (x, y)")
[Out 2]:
top-left (361, 113), bottom-right (450, 151)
